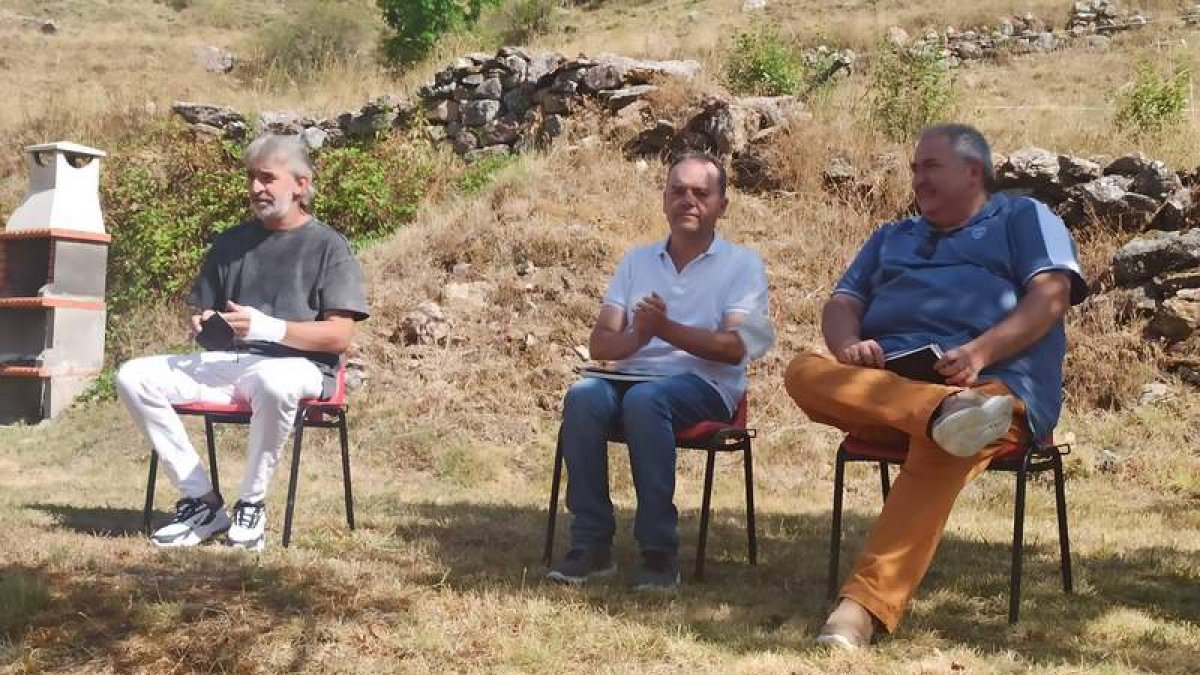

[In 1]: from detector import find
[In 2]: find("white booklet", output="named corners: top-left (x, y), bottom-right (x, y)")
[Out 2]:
top-left (577, 365), bottom-right (665, 382)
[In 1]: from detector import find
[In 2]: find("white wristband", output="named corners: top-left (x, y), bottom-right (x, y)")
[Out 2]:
top-left (245, 307), bottom-right (288, 343)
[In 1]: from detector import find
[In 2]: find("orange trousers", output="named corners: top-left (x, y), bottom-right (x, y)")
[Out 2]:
top-left (784, 352), bottom-right (1029, 632)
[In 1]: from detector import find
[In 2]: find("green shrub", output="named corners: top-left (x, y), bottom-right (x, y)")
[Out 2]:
top-left (257, 0), bottom-right (376, 81)
top-left (494, 0), bottom-right (560, 45)
top-left (456, 152), bottom-right (518, 194)
top-left (378, 0), bottom-right (500, 66)
top-left (1115, 58), bottom-right (1191, 136)
top-left (725, 29), bottom-right (802, 96)
top-left (870, 39), bottom-right (953, 142)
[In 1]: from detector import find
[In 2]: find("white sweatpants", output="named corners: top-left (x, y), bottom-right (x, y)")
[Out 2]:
top-left (116, 351), bottom-right (323, 503)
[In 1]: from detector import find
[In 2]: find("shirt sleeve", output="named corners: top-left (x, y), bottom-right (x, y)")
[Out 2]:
top-left (723, 251), bottom-right (769, 316)
top-left (832, 226), bottom-right (887, 303)
top-left (318, 236), bottom-right (370, 321)
top-left (1008, 198), bottom-right (1089, 305)
top-left (601, 251), bottom-right (635, 310)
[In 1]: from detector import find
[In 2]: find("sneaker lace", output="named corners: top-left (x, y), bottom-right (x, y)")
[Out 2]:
top-left (233, 501), bottom-right (264, 529)
top-left (172, 497), bottom-right (204, 523)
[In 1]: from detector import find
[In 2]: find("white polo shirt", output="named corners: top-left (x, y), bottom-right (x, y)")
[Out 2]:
top-left (602, 235), bottom-right (770, 414)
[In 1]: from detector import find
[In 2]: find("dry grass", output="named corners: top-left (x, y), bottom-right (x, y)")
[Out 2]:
top-left (1, 0), bottom-right (1200, 673)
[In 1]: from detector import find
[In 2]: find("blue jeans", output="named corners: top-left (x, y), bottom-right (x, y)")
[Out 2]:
top-left (559, 374), bottom-right (730, 555)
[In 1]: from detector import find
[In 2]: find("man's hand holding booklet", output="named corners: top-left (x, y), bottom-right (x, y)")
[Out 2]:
top-left (884, 344), bottom-right (946, 383)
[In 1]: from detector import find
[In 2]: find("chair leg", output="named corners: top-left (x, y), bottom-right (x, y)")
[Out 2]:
top-left (879, 462), bottom-right (891, 503)
top-left (695, 447), bottom-right (717, 581)
top-left (1009, 453), bottom-right (1031, 624)
top-left (742, 439), bottom-right (757, 565)
top-left (204, 417), bottom-right (220, 498)
top-left (827, 446), bottom-right (847, 605)
top-left (1052, 451), bottom-right (1074, 594)
top-left (282, 408), bottom-right (307, 548)
top-left (338, 411), bottom-right (355, 530)
top-left (543, 431), bottom-right (565, 566)
top-left (143, 451), bottom-right (158, 534)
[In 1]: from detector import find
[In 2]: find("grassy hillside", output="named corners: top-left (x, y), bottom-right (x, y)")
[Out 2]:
top-left (1, 0), bottom-right (1199, 673)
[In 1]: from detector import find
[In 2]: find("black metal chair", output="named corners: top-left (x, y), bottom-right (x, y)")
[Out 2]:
top-left (142, 365), bottom-right (354, 548)
top-left (543, 395), bottom-right (756, 580)
top-left (827, 435), bottom-right (1073, 623)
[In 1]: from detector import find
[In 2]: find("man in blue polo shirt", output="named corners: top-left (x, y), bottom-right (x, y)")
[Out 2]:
top-left (785, 124), bottom-right (1087, 647)
top-left (547, 153), bottom-right (772, 590)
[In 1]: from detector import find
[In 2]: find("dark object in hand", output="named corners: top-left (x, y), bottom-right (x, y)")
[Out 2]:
top-left (195, 312), bottom-right (235, 351)
top-left (885, 344), bottom-right (945, 383)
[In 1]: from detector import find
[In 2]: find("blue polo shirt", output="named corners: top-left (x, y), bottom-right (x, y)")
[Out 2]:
top-left (833, 193), bottom-right (1088, 438)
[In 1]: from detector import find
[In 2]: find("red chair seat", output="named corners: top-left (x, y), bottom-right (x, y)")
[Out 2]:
top-left (675, 396), bottom-right (749, 443)
top-left (842, 434), bottom-right (1054, 464)
top-left (171, 364), bottom-right (348, 416)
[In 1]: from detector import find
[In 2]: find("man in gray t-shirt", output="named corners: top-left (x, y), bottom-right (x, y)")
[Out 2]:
top-left (116, 134), bottom-right (369, 552)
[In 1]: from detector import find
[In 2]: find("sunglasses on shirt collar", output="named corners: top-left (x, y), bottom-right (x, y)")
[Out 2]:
top-left (916, 229), bottom-right (945, 259)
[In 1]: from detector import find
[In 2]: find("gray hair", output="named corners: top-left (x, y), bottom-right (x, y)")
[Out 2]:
top-left (920, 123), bottom-right (995, 191)
top-left (668, 151), bottom-right (728, 196)
top-left (245, 134), bottom-right (317, 211)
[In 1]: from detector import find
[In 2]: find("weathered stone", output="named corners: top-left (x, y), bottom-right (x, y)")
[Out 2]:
top-left (684, 96), bottom-right (763, 156)
top-left (171, 101), bottom-right (245, 127)
top-left (1152, 190), bottom-right (1194, 231)
top-left (1149, 289), bottom-right (1200, 340)
top-left (1033, 32), bottom-right (1057, 51)
top-left (502, 88), bottom-right (533, 116)
top-left (1059, 175), bottom-right (1159, 229)
top-left (742, 0), bottom-right (768, 10)
top-left (823, 156), bottom-right (858, 189)
top-left (189, 123), bottom-right (224, 140)
top-left (629, 119), bottom-right (677, 155)
top-left (452, 130), bottom-right (479, 155)
top-left (549, 79), bottom-right (579, 95)
top-left (425, 125), bottom-right (448, 143)
top-left (194, 46), bottom-right (235, 74)
top-left (473, 77), bottom-right (503, 100)
top-left (1058, 154), bottom-right (1103, 186)
top-left (257, 110), bottom-right (310, 135)
top-left (592, 54), bottom-right (702, 83)
top-left (461, 73), bottom-right (485, 87)
top-left (464, 145), bottom-right (512, 163)
top-left (299, 126), bottom-right (328, 150)
top-left (582, 64), bottom-right (624, 92)
top-left (394, 301), bottom-right (450, 346)
top-left (737, 96), bottom-right (808, 127)
top-left (1155, 269), bottom-right (1200, 296)
top-left (480, 117), bottom-right (522, 146)
top-left (1108, 284), bottom-right (1159, 321)
top-left (426, 99), bottom-right (459, 124)
top-left (462, 99), bottom-right (501, 126)
top-left (527, 53), bottom-right (566, 84)
top-left (542, 114), bottom-right (566, 139)
top-left (498, 46), bottom-right (532, 61)
top-left (541, 94), bottom-right (578, 115)
top-left (1105, 152), bottom-right (1154, 178)
top-left (1113, 229), bottom-right (1200, 285)
top-left (1131, 161), bottom-right (1184, 200)
top-left (997, 147), bottom-right (1064, 202)
top-left (599, 85), bottom-right (657, 110)
top-left (343, 110), bottom-right (396, 137)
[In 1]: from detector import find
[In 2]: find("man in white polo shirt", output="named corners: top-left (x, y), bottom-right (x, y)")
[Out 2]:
top-left (547, 153), bottom-right (772, 590)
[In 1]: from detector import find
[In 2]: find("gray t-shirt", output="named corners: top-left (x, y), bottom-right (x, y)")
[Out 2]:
top-left (187, 216), bottom-right (370, 397)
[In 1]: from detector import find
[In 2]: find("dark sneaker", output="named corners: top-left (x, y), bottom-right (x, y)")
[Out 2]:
top-left (633, 550), bottom-right (680, 591)
top-left (547, 548), bottom-right (616, 585)
top-left (227, 500), bottom-right (266, 552)
top-left (151, 497), bottom-right (231, 547)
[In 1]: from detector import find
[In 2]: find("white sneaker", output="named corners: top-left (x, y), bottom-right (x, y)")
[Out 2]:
top-left (151, 497), bottom-right (231, 547)
top-left (227, 500), bottom-right (266, 552)
top-left (931, 391), bottom-right (1015, 457)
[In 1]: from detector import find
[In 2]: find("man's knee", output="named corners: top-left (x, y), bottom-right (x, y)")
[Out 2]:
top-left (243, 371), bottom-right (307, 408)
top-left (620, 382), bottom-right (670, 426)
top-left (784, 352), bottom-right (833, 409)
top-left (115, 356), bottom-right (161, 401)
top-left (563, 377), bottom-right (617, 418)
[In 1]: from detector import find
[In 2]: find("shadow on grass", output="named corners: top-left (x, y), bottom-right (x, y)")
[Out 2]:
top-left (0, 553), bottom-right (406, 673)
top-left (385, 498), bottom-right (1200, 670)
top-left (27, 504), bottom-right (151, 538)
